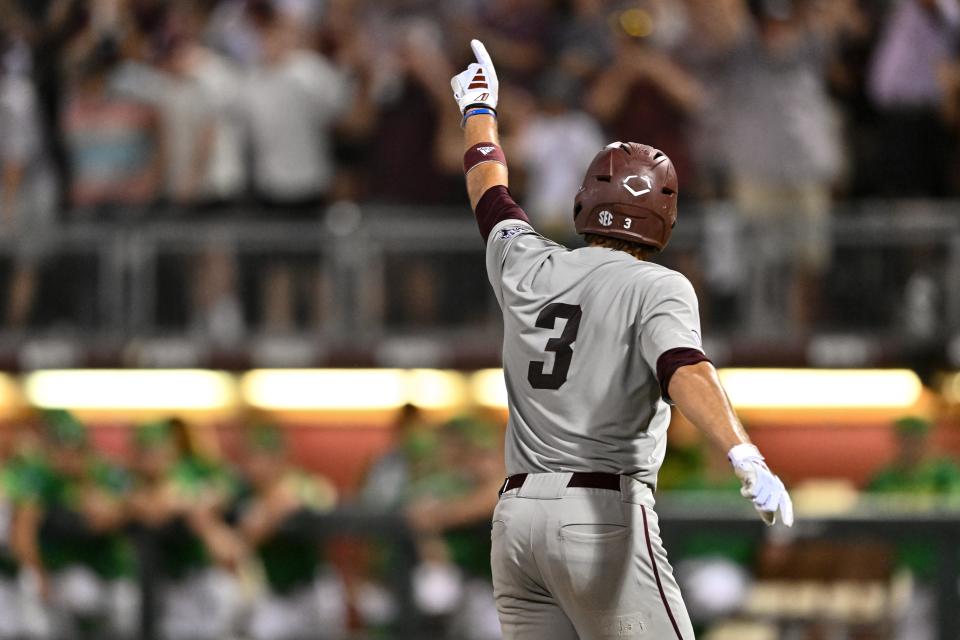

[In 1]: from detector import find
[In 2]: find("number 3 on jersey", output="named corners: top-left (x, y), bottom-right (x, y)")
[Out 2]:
top-left (527, 303), bottom-right (583, 390)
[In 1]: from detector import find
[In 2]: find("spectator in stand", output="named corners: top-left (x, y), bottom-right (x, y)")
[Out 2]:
top-left (0, 34), bottom-right (58, 330)
top-left (174, 13), bottom-right (248, 342)
top-left (112, 21), bottom-right (221, 209)
top-left (512, 71), bottom-right (604, 239)
top-left (672, 0), bottom-right (754, 330)
top-left (719, 0), bottom-right (855, 337)
top-left (360, 19), bottom-right (461, 205)
top-left (12, 410), bottom-right (136, 640)
top-left (586, 1), bottom-right (705, 193)
top-left (455, 0), bottom-right (553, 85)
top-left (241, 0), bottom-right (350, 332)
top-left (237, 424), bottom-right (345, 640)
top-left (867, 0), bottom-right (960, 196)
top-left (554, 0), bottom-right (616, 82)
top-left (2, 0), bottom-right (89, 209)
top-left (354, 20), bottom-right (463, 327)
top-left (174, 3), bottom-right (247, 210)
top-left (680, 0), bottom-right (752, 198)
top-left (113, 2), bottom-right (247, 341)
top-left (127, 418), bottom-right (244, 640)
top-left (61, 38), bottom-right (162, 214)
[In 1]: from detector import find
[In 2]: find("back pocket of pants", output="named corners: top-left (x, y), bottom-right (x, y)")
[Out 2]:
top-left (559, 524), bottom-right (631, 611)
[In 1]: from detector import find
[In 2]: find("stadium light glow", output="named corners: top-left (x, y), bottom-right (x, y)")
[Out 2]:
top-left (717, 368), bottom-right (924, 410)
top-left (467, 368), bottom-right (925, 411)
top-left (405, 369), bottom-right (468, 409)
top-left (17, 368), bottom-right (930, 415)
top-left (0, 373), bottom-right (23, 414)
top-left (24, 370), bottom-right (237, 410)
top-left (243, 369), bottom-right (405, 410)
top-left (470, 369), bottom-right (509, 409)
top-left (241, 369), bottom-right (467, 411)
top-left (942, 372), bottom-right (960, 404)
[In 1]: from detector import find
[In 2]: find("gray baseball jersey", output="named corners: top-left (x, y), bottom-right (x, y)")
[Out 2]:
top-left (486, 217), bottom-right (703, 489)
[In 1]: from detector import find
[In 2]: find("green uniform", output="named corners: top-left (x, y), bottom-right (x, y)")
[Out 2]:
top-left (867, 459), bottom-right (960, 495)
top-left (153, 455), bottom-right (240, 580)
top-left (867, 458), bottom-right (960, 577)
top-left (24, 458), bottom-right (134, 580)
top-left (0, 455), bottom-right (44, 577)
top-left (16, 453), bottom-right (137, 639)
top-left (0, 457), bottom-right (33, 639)
top-left (255, 472), bottom-right (335, 595)
top-left (153, 456), bottom-right (244, 640)
top-left (247, 472), bottom-right (346, 640)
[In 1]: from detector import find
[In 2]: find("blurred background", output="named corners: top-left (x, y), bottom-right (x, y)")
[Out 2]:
top-left (0, 0), bottom-right (958, 638)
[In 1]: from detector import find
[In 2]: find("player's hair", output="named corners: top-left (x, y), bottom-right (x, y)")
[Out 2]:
top-left (583, 233), bottom-right (654, 261)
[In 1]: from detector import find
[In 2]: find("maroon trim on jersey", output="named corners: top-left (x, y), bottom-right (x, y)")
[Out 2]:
top-left (656, 347), bottom-right (710, 401)
top-left (474, 185), bottom-right (531, 242)
top-left (642, 506), bottom-right (685, 640)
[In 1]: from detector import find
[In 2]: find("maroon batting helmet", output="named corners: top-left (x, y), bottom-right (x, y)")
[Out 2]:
top-left (573, 142), bottom-right (679, 251)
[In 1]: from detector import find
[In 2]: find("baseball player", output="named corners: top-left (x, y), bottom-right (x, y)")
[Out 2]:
top-left (450, 40), bottom-right (794, 639)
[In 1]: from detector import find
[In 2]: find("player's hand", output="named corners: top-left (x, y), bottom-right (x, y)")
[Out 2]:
top-left (450, 39), bottom-right (499, 114)
top-left (728, 444), bottom-right (794, 527)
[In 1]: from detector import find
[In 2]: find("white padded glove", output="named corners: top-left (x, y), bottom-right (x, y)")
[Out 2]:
top-left (728, 443), bottom-right (794, 527)
top-left (450, 39), bottom-right (499, 114)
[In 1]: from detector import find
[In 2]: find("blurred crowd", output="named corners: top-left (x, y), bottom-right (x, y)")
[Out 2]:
top-left (0, 407), bottom-right (506, 640)
top-left (0, 0), bottom-right (958, 337)
top-left (0, 404), bottom-right (959, 639)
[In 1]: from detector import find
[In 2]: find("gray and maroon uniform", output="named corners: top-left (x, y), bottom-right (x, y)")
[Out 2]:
top-left (477, 186), bottom-right (704, 640)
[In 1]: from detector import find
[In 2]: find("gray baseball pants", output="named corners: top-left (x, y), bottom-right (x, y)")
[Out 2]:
top-left (491, 472), bottom-right (694, 639)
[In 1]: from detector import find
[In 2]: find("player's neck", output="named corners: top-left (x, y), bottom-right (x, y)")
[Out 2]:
top-left (586, 239), bottom-right (651, 261)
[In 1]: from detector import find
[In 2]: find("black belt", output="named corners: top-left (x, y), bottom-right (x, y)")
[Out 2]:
top-left (498, 472), bottom-right (621, 497)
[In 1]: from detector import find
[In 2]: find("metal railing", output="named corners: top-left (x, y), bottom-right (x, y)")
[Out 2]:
top-left (0, 200), bottom-right (956, 362)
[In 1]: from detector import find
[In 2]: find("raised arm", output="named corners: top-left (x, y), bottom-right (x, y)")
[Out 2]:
top-left (451, 40), bottom-right (508, 210)
top-left (450, 40), bottom-right (533, 243)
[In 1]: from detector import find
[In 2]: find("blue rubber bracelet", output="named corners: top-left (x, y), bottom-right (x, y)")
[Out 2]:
top-left (461, 107), bottom-right (496, 128)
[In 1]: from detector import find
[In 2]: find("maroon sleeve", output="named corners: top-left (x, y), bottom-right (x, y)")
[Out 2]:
top-left (656, 347), bottom-right (711, 401)
top-left (475, 185), bottom-right (531, 242)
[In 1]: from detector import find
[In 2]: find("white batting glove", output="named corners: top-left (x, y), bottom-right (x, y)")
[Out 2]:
top-left (450, 39), bottom-right (499, 114)
top-left (728, 443), bottom-right (794, 527)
